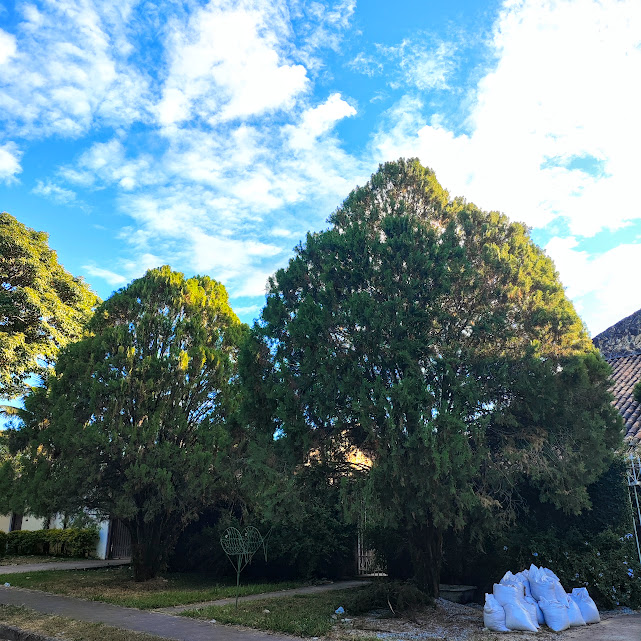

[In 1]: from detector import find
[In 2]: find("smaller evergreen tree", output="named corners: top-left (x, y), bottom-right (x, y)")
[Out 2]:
top-left (5, 266), bottom-right (245, 580)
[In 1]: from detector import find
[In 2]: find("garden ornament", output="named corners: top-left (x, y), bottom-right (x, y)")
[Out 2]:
top-left (220, 526), bottom-right (268, 607)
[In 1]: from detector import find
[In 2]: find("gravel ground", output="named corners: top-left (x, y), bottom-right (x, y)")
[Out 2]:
top-left (329, 599), bottom-right (637, 641)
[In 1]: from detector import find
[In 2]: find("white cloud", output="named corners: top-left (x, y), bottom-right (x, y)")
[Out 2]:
top-left (286, 93), bottom-right (356, 150)
top-left (348, 52), bottom-right (383, 77)
top-left (388, 39), bottom-right (457, 91)
top-left (545, 237), bottom-right (641, 335)
top-left (32, 180), bottom-right (79, 205)
top-left (0, 0), bottom-right (149, 138)
top-left (61, 138), bottom-right (157, 190)
top-left (373, 0), bottom-right (641, 238)
top-left (0, 29), bottom-right (17, 64)
top-left (82, 265), bottom-right (128, 287)
top-left (233, 303), bottom-right (261, 316)
top-left (0, 142), bottom-right (22, 182)
top-left (233, 269), bottom-right (276, 298)
top-left (157, 0), bottom-right (308, 126)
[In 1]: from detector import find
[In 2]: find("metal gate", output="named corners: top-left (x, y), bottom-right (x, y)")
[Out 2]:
top-left (107, 519), bottom-right (132, 559)
top-left (357, 529), bottom-right (385, 575)
top-left (627, 453), bottom-right (641, 567)
top-left (357, 505), bottom-right (386, 576)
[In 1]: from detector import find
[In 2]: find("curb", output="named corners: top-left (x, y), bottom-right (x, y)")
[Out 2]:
top-left (0, 623), bottom-right (58, 641)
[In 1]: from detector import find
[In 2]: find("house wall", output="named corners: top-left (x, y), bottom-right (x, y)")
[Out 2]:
top-left (20, 514), bottom-right (47, 531)
top-left (0, 514), bottom-right (10, 532)
top-left (0, 513), bottom-right (45, 531)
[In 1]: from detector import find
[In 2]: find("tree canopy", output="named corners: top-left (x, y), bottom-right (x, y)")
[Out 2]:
top-left (0, 212), bottom-right (99, 398)
top-left (253, 158), bottom-right (623, 594)
top-left (6, 266), bottom-right (246, 580)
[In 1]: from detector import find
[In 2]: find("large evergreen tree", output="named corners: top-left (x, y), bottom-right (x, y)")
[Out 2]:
top-left (254, 159), bottom-right (622, 595)
top-left (0, 212), bottom-right (98, 398)
top-left (6, 266), bottom-right (245, 580)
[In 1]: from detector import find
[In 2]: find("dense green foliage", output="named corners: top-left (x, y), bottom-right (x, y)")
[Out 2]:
top-left (0, 530), bottom-right (6, 557)
top-left (253, 159), bottom-right (623, 595)
top-left (169, 454), bottom-right (358, 580)
top-left (443, 457), bottom-right (640, 609)
top-left (0, 212), bottom-right (98, 398)
top-left (5, 267), bottom-right (246, 580)
top-left (5, 528), bottom-right (97, 558)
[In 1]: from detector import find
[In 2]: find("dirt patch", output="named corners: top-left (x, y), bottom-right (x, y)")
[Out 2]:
top-left (330, 598), bottom-right (636, 641)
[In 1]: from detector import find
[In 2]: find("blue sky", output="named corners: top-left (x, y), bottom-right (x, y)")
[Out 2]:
top-left (1, 0), bottom-right (640, 336)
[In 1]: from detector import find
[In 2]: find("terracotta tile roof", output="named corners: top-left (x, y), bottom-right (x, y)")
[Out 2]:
top-left (606, 353), bottom-right (641, 447)
top-left (593, 309), bottom-right (641, 358)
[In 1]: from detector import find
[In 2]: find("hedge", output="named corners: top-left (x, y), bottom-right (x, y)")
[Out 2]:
top-left (0, 530), bottom-right (6, 557)
top-left (6, 528), bottom-right (98, 558)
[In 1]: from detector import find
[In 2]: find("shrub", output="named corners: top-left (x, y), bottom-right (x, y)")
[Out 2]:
top-left (441, 459), bottom-right (641, 609)
top-left (341, 580), bottom-right (432, 614)
top-left (6, 528), bottom-right (97, 557)
top-left (0, 530), bottom-right (6, 557)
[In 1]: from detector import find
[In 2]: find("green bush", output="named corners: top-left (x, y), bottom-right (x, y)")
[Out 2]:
top-left (340, 580), bottom-right (432, 614)
top-left (507, 527), bottom-right (641, 610)
top-left (6, 528), bottom-right (97, 557)
top-left (169, 461), bottom-right (358, 580)
top-left (0, 530), bottom-right (6, 557)
top-left (441, 459), bottom-right (641, 609)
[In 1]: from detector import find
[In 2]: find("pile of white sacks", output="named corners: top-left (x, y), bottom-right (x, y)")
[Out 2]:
top-left (484, 565), bottom-right (600, 633)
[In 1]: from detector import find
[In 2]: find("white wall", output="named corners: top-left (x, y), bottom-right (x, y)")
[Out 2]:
top-left (0, 514), bottom-right (10, 532)
top-left (95, 520), bottom-right (110, 559)
top-left (20, 514), bottom-right (47, 531)
top-left (0, 513), bottom-right (45, 531)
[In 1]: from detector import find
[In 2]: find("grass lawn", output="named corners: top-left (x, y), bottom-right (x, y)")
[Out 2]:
top-left (0, 566), bottom-right (306, 609)
top-left (0, 604), bottom-right (168, 641)
top-left (182, 585), bottom-right (395, 637)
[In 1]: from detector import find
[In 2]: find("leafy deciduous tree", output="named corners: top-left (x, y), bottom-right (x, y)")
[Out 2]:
top-left (0, 212), bottom-right (98, 398)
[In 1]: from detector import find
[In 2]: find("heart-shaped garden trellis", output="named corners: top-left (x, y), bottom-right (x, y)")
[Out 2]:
top-left (221, 526), bottom-right (268, 607)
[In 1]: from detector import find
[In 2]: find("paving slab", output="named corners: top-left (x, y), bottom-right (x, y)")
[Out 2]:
top-left (0, 586), bottom-right (291, 641)
top-left (155, 579), bottom-right (370, 613)
top-left (0, 559), bottom-right (131, 575)
top-left (564, 614), bottom-right (641, 641)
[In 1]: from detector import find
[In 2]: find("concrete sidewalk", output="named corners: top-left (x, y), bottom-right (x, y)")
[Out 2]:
top-left (155, 579), bottom-right (369, 613)
top-left (0, 559), bottom-right (130, 575)
top-left (0, 585), bottom-right (291, 641)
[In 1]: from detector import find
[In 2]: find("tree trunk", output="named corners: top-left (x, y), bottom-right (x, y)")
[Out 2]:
top-left (127, 520), bottom-right (166, 582)
top-left (409, 522), bottom-right (443, 598)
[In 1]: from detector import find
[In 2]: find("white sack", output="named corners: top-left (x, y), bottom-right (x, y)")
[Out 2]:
top-left (484, 593), bottom-right (509, 632)
top-left (553, 580), bottom-right (568, 603)
top-left (529, 573), bottom-right (557, 602)
top-left (520, 597), bottom-right (540, 629)
top-left (538, 598), bottom-right (570, 632)
top-left (567, 594), bottom-right (586, 626)
top-left (504, 602), bottom-right (539, 632)
top-left (516, 571), bottom-right (533, 598)
top-left (525, 595), bottom-right (545, 625)
top-left (571, 588), bottom-right (600, 624)
top-left (542, 567), bottom-right (561, 582)
top-left (493, 583), bottom-right (521, 607)
top-left (500, 571), bottom-right (516, 584)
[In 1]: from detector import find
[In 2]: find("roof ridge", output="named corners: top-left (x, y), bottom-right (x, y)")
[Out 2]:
top-left (605, 351), bottom-right (641, 361)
